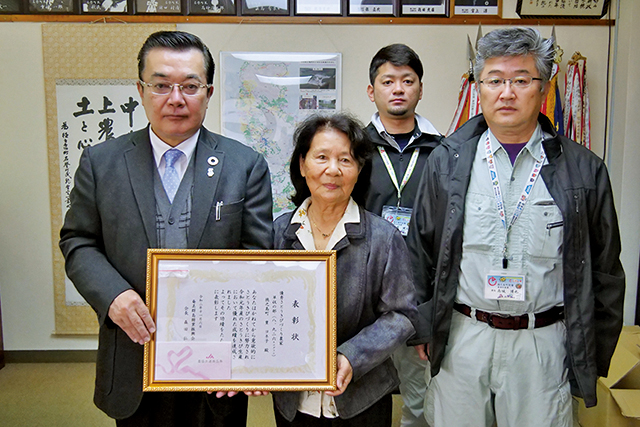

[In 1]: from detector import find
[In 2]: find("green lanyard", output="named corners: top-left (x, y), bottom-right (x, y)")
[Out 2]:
top-left (378, 146), bottom-right (420, 207)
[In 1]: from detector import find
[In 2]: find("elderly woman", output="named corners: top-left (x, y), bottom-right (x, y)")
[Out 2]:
top-left (272, 113), bottom-right (417, 427)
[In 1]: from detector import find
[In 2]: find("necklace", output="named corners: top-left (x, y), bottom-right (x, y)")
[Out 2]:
top-left (310, 216), bottom-right (333, 238)
top-left (308, 204), bottom-right (344, 239)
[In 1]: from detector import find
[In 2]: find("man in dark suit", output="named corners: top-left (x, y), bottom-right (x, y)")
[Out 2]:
top-left (59, 31), bottom-right (273, 426)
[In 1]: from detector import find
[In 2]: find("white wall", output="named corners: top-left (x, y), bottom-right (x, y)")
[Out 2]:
top-left (0, 11), bottom-right (637, 351)
top-left (608, 0), bottom-right (640, 325)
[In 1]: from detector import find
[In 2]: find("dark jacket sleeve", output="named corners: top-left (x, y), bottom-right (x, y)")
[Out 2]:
top-left (589, 160), bottom-right (625, 376)
top-left (59, 146), bottom-right (133, 325)
top-left (337, 226), bottom-right (416, 381)
top-left (406, 150), bottom-right (445, 345)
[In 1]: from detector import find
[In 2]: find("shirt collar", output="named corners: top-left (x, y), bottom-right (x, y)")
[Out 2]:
top-left (370, 112), bottom-right (440, 138)
top-left (149, 127), bottom-right (200, 168)
top-left (291, 197), bottom-right (360, 250)
top-left (482, 124), bottom-right (544, 161)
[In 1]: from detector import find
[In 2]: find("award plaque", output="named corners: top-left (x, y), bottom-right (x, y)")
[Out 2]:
top-left (143, 249), bottom-right (338, 392)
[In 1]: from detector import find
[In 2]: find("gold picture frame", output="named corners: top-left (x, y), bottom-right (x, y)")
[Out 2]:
top-left (143, 249), bottom-right (337, 392)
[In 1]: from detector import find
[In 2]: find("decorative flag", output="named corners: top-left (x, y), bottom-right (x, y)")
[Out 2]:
top-left (446, 73), bottom-right (481, 136)
top-left (541, 62), bottom-right (565, 136)
top-left (564, 52), bottom-right (590, 149)
top-left (446, 30), bottom-right (482, 136)
top-left (541, 27), bottom-right (564, 135)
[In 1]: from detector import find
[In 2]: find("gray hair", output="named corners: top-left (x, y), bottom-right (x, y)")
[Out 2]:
top-left (475, 27), bottom-right (554, 91)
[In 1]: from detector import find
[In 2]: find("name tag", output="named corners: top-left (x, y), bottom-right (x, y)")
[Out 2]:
top-left (484, 273), bottom-right (525, 301)
top-left (381, 205), bottom-right (412, 236)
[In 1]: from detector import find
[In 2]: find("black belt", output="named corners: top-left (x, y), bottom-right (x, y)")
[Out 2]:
top-left (453, 302), bottom-right (564, 330)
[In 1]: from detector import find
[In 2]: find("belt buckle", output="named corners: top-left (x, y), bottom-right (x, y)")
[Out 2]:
top-left (485, 312), bottom-right (510, 329)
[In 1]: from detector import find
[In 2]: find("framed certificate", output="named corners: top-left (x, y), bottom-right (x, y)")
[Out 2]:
top-left (241, 0), bottom-right (288, 15)
top-left (401, 0), bottom-right (447, 16)
top-left (452, 0), bottom-right (499, 16)
top-left (29, 0), bottom-right (76, 12)
top-left (188, 0), bottom-right (236, 15)
top-left (143, 249), bottom-right (338, 392)
top-left (81, 0), bottom-right (129, 12)
top-left (295, 0), bottom-right (341, 15)
top-left (0, 0), bottom-right (22, 12)
top-left (516, 0), bottom-right (609, 19)
top-left (135, 0), bottom-right (182, 13)
top-left (348, 0), bottom-right (394, 16)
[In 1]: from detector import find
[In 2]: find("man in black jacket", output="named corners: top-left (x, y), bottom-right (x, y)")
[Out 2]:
top-left (407, 27), bottom-right (625, 427)
top-left (365, 44), bottom-right (441, 427)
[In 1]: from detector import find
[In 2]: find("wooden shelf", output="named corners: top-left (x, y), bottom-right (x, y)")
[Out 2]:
top-left (0, 14), bottom-right (615, 25)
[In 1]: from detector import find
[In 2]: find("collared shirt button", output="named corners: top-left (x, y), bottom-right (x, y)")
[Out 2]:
top-left (454, 153), bottom-right (459, 158)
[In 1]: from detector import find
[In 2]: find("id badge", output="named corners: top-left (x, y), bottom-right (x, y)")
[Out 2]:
top-left (381, 205), bottom-right (412, 236)
top-left (484, 272), bottom-right (525, 301)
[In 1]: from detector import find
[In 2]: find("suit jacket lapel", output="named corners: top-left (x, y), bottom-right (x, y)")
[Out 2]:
top-left (189, 128), bottom-right (224, 248)
top-left (124, 128), bottom-right (157, 247)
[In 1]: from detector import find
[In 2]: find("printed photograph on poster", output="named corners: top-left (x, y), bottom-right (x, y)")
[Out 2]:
top-left (220, 52), bottom-right (341, 215)
top-left (516, 0), bottom-right (609, 19)
top-left (348, 0), bottom-right (394, 16)
top-left (81, 0), bottom-right (128, 12)
top-left (241, 0), bottom-right (288, 15)
top-left (453, 0), bottom-right (499, 16)
top-left (300, 68), bottom-right (336, 90)
top-left (136, 0), bottom-right (182, 13)
top-left (29, 0), bottom-right (75, 12)
top-left (0, 0), bottom-right (21, 12)
top-left (401, 0), bottom-right (447, 16)
top-left (143, 249), bottom-right (338, 391)
top-left (188, 0), bottom-right (236, 14)
top-left (295, 0), bottom-right (341, 15)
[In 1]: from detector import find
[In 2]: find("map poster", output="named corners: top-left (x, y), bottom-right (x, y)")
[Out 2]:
top-left (220, 52), bottom-right (342, 216)
top-left (143, 249), bottom-right (338, 391)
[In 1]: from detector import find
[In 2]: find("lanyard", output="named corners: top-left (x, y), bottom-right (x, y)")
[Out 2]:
top-left (378, 146), bottom-right (420, 207)
top-left (484, 133), bottom-right (546, 268)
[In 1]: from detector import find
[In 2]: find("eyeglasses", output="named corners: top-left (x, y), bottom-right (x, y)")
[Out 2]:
top-left (478, 76), bottom-right (543, 89)
top-left (139, 80), bottom-right (212, 96)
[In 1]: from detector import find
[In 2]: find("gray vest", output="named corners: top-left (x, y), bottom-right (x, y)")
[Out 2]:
top-left (154, 154), bottom-right (196, 249)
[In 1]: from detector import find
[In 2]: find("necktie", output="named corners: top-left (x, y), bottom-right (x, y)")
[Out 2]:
top-left (162, 149), bottom-right (183, 203)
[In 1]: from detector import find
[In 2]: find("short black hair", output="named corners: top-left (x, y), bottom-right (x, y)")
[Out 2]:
top-left (290, 112), bottom-right (373, 207)
top-left (138, 31), bottom-right (215, 85)
top-left (369, 44), bottom-right (424, 85)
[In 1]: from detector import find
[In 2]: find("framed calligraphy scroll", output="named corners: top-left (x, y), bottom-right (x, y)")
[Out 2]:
top-left (143, 249), bottom-right (338, 392)
top-left (43, 24), bottom-right (176, 335)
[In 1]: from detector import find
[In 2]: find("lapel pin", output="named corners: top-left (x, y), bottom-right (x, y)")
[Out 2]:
top-left (207, 156), bottom-right (219, 166)
top-left (207, 168), bottom-right (215, 177)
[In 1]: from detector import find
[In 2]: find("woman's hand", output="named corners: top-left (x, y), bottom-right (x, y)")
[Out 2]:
top-left (325, 354), bottom-right (353, 397)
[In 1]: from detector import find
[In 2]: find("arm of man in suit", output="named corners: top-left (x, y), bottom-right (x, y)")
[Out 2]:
top-left (60, 146), bottom-right (155, 345)
top-left (240, 154), bottom-right (273, 249)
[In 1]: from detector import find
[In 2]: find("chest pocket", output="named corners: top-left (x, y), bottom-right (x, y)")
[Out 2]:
top-left (462, 192), bottom-right (499, 252)
top-left (526, 199), bottom-right (564, 259)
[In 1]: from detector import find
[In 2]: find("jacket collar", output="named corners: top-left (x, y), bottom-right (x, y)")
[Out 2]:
top-left (123, 125), bottom-right (221, 249)
top-left (281, 206), bottom-right (368, 251)
top-left (445, 113), bottom-right (562, 159)
top-left (188, 127), bottom-right (223, 248)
